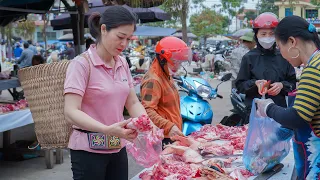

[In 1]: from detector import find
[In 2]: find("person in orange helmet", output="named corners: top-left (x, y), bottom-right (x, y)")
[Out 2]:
top-left (140, 37), bottom-right (192, 145)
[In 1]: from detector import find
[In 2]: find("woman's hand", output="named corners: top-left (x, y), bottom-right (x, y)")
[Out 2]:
top-left (105, 119), bottom-right (138, 142)
top-left (255, 98), bottom-right (275, 117)
top-left (255, 80), bottom-right (267, 95)
top-left (168, 125), bottom-right (184, 137)
top-left (267, 82), bottom-right (283, 96)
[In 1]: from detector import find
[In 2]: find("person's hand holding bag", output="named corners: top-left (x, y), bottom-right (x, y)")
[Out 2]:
top-left (106, 119), bottom-right (138, 142)
top-left (255, 80), bottom-right (268, 95)
top-left (255, 98), bottom-right (275, 117)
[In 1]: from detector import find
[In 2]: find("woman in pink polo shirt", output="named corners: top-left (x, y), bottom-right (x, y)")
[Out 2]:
top-left (64, 6), bottom-right (151, 180)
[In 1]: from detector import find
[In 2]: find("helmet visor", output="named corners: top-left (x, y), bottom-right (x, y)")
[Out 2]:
top-left (171, 48), bottom-right (192, 63)
top-left (168, 48), bottom-right (192, 72)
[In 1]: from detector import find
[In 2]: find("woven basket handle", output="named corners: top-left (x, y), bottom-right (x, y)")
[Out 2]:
top-left (80, 53), bottom-right (92, 88)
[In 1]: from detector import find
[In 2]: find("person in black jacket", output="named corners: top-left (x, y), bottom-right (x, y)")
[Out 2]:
top-left (235, 12), bottom-right (296, 110)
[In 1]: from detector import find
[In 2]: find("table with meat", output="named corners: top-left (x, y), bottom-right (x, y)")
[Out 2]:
top-left (131, 124), bottom-right (295, 180)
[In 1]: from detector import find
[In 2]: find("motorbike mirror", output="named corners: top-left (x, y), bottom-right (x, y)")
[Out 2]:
top-left (182, 65), bottom-right (188, 78)
top-left (221, 73), bottom-right (232, 82)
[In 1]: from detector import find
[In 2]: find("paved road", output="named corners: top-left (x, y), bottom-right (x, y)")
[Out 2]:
top-left (0, 77), bottom-right (233, 180)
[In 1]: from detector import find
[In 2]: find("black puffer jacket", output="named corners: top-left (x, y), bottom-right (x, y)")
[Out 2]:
top-left (235, 47), bottom-right (297, 108)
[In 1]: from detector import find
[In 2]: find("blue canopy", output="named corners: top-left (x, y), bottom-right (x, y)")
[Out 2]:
top-left (134, 26), bottom-right (176, 37)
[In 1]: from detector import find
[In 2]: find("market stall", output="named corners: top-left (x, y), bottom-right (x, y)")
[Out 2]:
top-left (0, 106), bottom-right (33, 148)
top-left (129, 123), bottom-right (295, 180)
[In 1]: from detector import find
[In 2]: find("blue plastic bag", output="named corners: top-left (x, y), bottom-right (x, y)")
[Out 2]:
top-left (243, 99), bottom-right (293, 175)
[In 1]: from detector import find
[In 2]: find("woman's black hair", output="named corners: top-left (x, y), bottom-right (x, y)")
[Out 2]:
top-left (275, 15), bottom-right (320, 49)
top-left (88, 6), bottom-right (138, 43)
top-left (32, 55), bottom-right (45, 66)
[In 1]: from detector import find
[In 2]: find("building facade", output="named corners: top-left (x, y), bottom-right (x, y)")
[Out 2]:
top-left (275, 0), bottom-right (320, 27)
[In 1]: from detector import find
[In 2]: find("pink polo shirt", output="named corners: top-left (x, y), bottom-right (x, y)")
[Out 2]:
top-left (64, 45), bottom-right (133, 154)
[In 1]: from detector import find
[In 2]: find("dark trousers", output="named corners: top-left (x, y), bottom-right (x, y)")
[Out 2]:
top-left (70, 148), bottom-right (128, 180)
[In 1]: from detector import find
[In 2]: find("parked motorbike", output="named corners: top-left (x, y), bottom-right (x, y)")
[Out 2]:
top-left (174, 68), bottom-right (232, 135)
top-left (220, 88), bottom-right (249, 126)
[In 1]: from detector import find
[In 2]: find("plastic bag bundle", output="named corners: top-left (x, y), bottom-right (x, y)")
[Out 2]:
top-left (243, 100), bottom-right (293, 175)
top-left (126, 115), bottom-right (164, 168)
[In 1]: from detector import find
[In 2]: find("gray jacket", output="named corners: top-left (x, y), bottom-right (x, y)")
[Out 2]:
top-left (230, 44), bottom-right (250, 79)
top-left (16, 48), bottom-right (33, 68)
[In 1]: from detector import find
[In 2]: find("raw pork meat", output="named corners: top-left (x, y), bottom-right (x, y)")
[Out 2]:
top-left (231, 137), bottom-right (246, 150)
top-left (200, 167), bottom-right (234, 180)
top-left (203, 157), bottom-right (239, 168)
top-left (126, 115), bottom-right (164, 167)
top-left (126, 115), bottom-right (152, 132)
top-left (170, 135), bottom-right (200, 150)
top-left (139, 155), bottom-right (202, 180)
top-left (200, 142), bottom-right (234, 156)
top-left (229, 168), bottom-right (254, 180)
top-left (162, 144), bottom-right (203, 163)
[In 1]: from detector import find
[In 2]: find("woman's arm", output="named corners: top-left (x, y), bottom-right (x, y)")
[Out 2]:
top-left (64, 93), bottom-right (109, 133)
top-left (64, 93), bottom-right (137, 140)
top-left (267, 66), bottom-right (320, 129)
top-left (280, 63), bottom-right (297, 95)
top-left (125, 88), bottom-right (147, 117)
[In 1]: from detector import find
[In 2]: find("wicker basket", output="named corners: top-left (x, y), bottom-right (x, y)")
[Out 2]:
top-left (18, 61), bottom-right (72, 149)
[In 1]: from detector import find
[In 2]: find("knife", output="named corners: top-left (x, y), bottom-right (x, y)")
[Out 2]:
top-left (253, 163), bottom-right (284, 180)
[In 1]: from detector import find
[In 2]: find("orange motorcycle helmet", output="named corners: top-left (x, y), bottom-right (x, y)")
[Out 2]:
top-left (155, 36), bottom-right (192, 72)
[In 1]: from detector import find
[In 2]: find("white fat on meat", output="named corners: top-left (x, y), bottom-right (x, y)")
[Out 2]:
top-left (170, 135), bottom-right (200, 150)
top-left (162, 144), bottom-right (203, 163)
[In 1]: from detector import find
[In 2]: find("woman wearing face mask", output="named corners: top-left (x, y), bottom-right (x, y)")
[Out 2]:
top-left (235, 12), bottom-right (297, 112)
top-left (255, 15), bottom-right (320, 180)
top-left (140, 37), bottom-right (192, 145)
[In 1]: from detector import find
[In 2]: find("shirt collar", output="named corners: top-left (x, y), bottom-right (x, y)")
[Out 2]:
top-left (88, 44), bottom-right (123, 69)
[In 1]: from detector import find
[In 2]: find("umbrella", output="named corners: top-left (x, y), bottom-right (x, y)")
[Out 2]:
top-left (232, 28), bottom-right (253, 38)
top-left (207, 35), bottom-right (231, 41)
top-left (0, 0), bottom-right (55, 26)
top-left (134, 26), bottom-right (176, 37)
top-left (172, 32), bottom-right (197, 38)
top-left (58, 33), bottom-right (93, 41)
top-left (51, 1), bottom-right (171, 30)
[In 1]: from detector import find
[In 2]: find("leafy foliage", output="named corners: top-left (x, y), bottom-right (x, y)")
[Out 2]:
top-left (311, 0), bottom-right (320, 6)
top-left (245, 11), bottom-right (256, 21)
top-left (14, 20), bottom-right (36, 40)
top-left (257, 0), bottom-right (279, 16)
top-left (189, 8), bottom-right (225, 40)
top-left (221, 0), bottom-right (244, 17)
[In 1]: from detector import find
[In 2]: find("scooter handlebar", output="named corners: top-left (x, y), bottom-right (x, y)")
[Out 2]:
top-left (217, 94), bottom-right (223, 99)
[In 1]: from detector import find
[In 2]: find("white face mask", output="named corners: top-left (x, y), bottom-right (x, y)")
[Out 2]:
top-left (258, 37), bottom-right (275, 49)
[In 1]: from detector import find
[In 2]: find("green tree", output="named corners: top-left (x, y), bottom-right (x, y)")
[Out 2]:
top-left (146, 0), bottom-right (205, 43)
top-left (311, 0), bottom-right (320, 6)
top-left (221, 0), bottom-right (245, 32)
top-left (14, 20), bottom-right (36, 40)
top-left (222, 16), bottom-right (230, 29)
top-left (257, 0), bottom-right (279, 16)
top-left (189, 8), bottom-right (225, 47)
top-left (245, 11), bottom-right (256, 21)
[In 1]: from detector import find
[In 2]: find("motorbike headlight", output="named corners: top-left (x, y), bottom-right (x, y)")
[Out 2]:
top-left (194, 81), bottom-right (211, 98)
